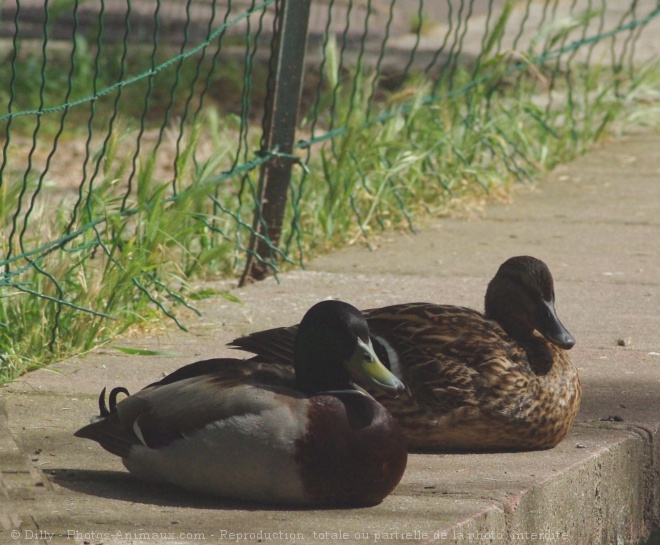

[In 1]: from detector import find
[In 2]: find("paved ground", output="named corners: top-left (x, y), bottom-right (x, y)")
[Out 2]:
top-left (2, 2), bottom-right (660, 541)
top-left (1, 125), bottom-right (659, 545)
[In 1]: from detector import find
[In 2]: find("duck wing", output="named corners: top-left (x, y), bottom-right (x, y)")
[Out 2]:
top-left (75, 359), bottom-right (297, 458)
top-left (365, 303), bottom-right (533, 406)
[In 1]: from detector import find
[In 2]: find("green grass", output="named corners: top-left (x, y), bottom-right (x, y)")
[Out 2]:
top-left (0, 115), bottom-right (248, 380)
top-left (281, 53), bottom-right (660, 259)
top-left (2, 22), bottom-right (660, 383)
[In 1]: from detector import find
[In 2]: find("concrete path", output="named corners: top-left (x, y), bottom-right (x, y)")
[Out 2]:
top-left (1, 128), bottom-right (659, 545)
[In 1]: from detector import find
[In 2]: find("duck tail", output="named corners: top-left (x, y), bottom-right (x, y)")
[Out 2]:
top-left (74, 415), bottom-right (138, 459)
top-left (229, 325), bottom-right (298, 365)
top-left (76, 386), bottom-right (136, 458)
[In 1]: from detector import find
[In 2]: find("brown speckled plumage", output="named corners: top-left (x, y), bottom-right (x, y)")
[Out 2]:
top-left (230, 256), bottom-right (581, 452)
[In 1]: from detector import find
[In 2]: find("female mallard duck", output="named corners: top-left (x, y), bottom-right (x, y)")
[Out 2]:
top-left (75, 300), bottom-right (407, 507)
top-left (230, 256), bottom-right (581, 452)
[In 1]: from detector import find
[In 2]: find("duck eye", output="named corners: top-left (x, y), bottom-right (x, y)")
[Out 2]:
top-left (538, 302), bottom-right (554, 322)
top-left (357, 337), bottom-right (375, 362)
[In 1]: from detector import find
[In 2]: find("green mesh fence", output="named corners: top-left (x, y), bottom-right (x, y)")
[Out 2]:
top-left (1, 0), bottom-right (659, 378)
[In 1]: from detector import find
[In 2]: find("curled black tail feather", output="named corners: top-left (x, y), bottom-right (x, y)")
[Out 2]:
top-left (110, 386), bottom-right (130, 412)
top-left (98, 386), bottom-right (130, 417)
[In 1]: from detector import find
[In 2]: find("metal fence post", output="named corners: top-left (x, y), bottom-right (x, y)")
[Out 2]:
top-left (239, 0), bottom-right (311, 286)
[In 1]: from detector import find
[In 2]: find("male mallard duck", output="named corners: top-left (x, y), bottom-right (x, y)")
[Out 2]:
top-left (75, 300), bottom-right (407, 507)
top-left (230, 256), bottom-right (581, 452)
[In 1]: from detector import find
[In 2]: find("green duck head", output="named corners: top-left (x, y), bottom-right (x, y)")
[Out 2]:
top-left (485, 256), bottom-right (575, 350)
top-left (293, 300), bottom-right (405, 395)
